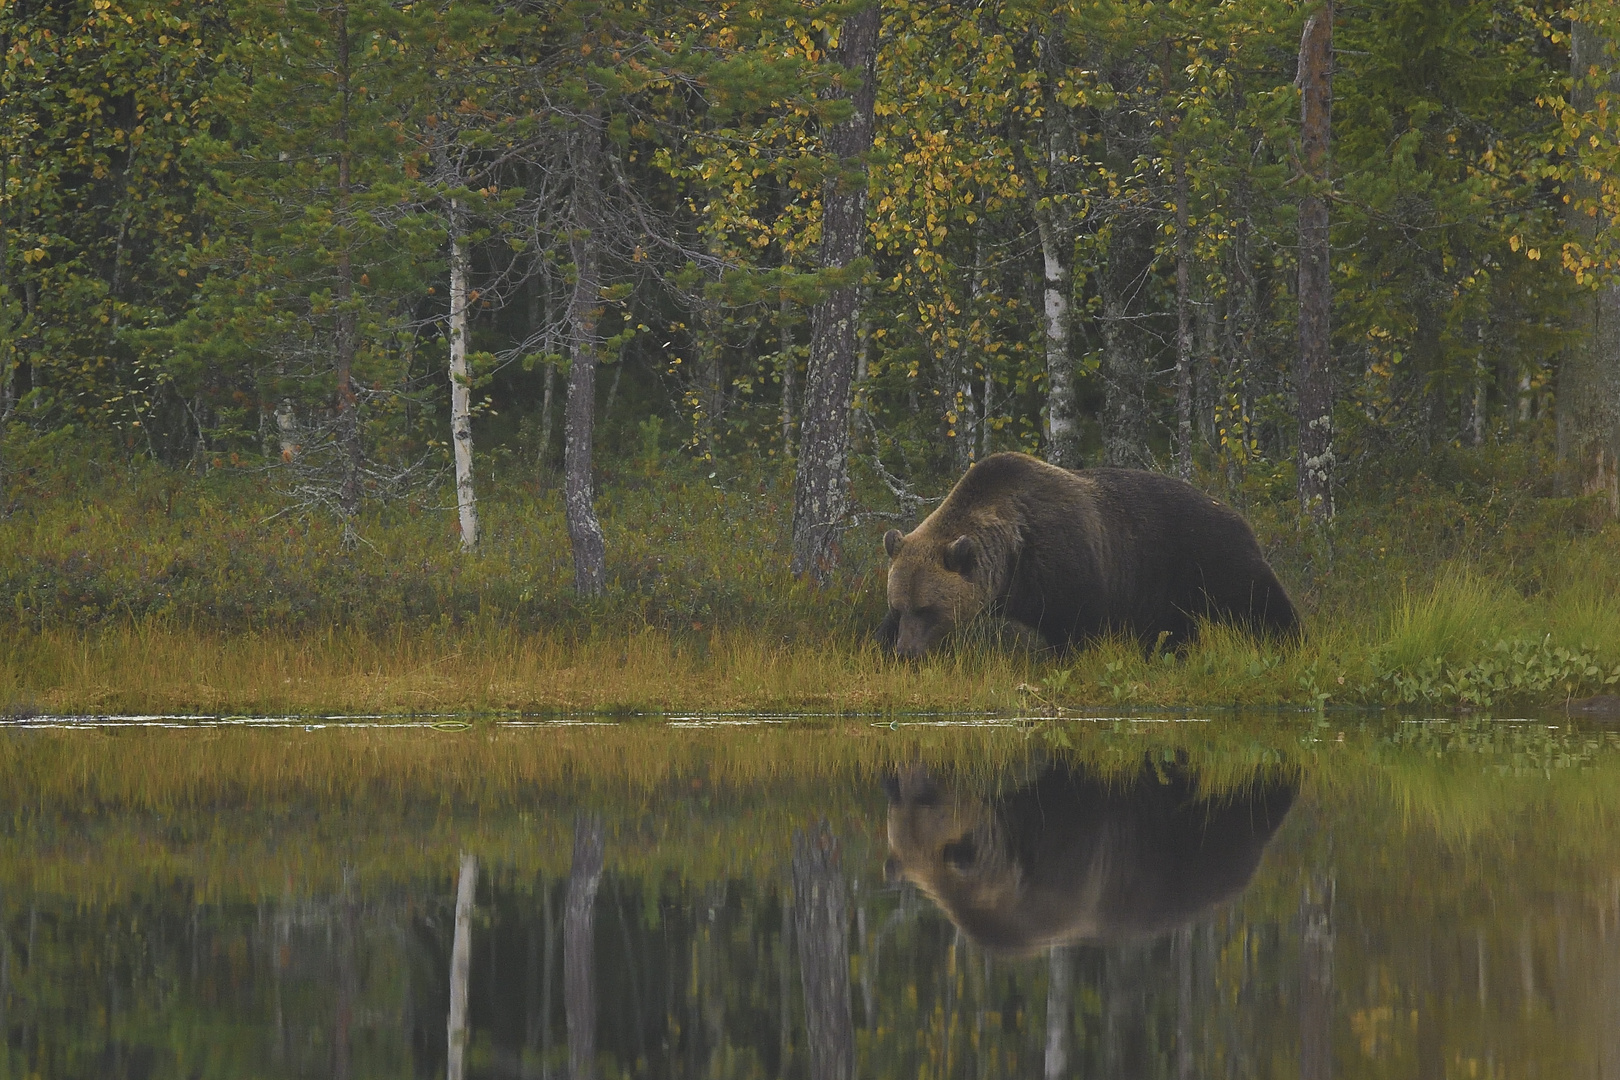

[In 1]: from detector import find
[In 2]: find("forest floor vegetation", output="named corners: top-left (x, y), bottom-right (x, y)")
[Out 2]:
top-left (3, 432), bottom-right (1618, 716)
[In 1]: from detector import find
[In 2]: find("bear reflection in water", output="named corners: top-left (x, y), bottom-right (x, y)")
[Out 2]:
top-left (882, 761), bottom-right (1295, 953)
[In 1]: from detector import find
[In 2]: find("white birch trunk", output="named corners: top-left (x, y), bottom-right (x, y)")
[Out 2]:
top-left (1044, 945), bottom-right (1073, 1080)
top-left (1037, 214), bottom-right (1076, 467)
top-left (448, 197), bottom-right (479, 551)
top-left (447, 852), bottom-right (477, 1080)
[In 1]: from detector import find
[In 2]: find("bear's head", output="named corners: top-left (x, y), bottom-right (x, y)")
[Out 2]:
top-left (883, 762), bottom-right (1297, 953)
top-left (882, 527), bottom-right (990, 658)
top-left (881, 766), bottom-right (1023, 939)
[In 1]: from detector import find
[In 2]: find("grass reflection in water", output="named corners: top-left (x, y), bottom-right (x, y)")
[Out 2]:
top-left (0, 714), bottom-right (1616, 1079)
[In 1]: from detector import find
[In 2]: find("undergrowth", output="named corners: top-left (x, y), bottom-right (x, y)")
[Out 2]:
top-left (3, 432), bottom-right (1619, 714)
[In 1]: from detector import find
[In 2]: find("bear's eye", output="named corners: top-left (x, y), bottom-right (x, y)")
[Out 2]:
top-left (941, 838), bottom-right (977, 871)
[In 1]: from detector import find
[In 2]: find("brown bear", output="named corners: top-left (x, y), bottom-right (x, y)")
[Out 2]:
top-left (881, 761), bottom-right (1296, 952)
top-left (877, 452), bottom-right (1297, 657)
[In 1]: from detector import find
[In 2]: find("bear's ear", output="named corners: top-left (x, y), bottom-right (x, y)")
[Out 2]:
top-left (883, 528), bottom-right (904, 559)
top-left (943, 534), bottom-right (976, 577)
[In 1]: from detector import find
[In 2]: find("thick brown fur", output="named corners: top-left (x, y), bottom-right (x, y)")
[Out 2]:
top-left (882, 762), bottom-right (1296, 953)
top-left (878, 452), bottom-right (1298, 656)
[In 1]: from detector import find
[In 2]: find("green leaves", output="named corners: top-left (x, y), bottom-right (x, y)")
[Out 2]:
top-left (1373, 636), bottom-right (1620, 709)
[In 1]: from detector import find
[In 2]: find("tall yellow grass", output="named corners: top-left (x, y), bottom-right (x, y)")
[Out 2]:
top-left (0, 622), bottom-right (1044, 714)
top-left (6, 551), bottom-right (1620, 717)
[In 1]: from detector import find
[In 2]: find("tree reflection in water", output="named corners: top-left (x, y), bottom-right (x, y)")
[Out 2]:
top-left (0, 719), bottom-right (1617, 1079)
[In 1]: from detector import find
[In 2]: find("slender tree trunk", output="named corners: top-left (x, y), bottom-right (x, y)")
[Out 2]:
top-left (0, 29), bottom-right (16, 461)
top-left (1175, 147), bottom-right (1195, 481)
top-left (1603, 886), bottom-right (1620, 1080)
top-left (697, 304), bottom-right (724, 459)
top-left (1044, 946), bottom-right (1073, 1080)
top-left (0, 916), bottom-right (9, 1071)
top-left (1036, 211), bottom-right (1076, 467)
top-left (539, 364), bottom-right (556, 463)
top-left (790, 3), bottom-right (879, 582)
top-left (792, 822), bottom-right (855, 1080)
top-left (1035, 22), bottom-right (1079, 468)
top-left (1198, 281), bottom-right (1219, 449)
top-left (564, 113), bottom-right (607, 595)
top-left (856, 903), bottom-right (875, 1030)
top-left (1225, 171), bottom-right (1256, 496)
top-left (1558, 15), bottom-right (1620, 515)
top-left (1101, 240), bottom-right (1150, 468)
top-left (1296, 1), bottom-right (1335, 522)
top-left (953, 357), bottom-right (977, 471)
top-left (524, 877), bottom-right (540, 1055)
top-left (779, 295), bottom-right (796, 450)
top-left (778, 887), bottom-right (794, 1072)
top-left (957, 240), bottom-right (988, 468)
top-left (565, 814), bottom-right (605, 1080)
top-left (334, 886), bottom-right (357, 1080)
top-left (448, 198), bottom-right (479, 551)
top-left (541, 878), bottom-right (556, 1070)
top-left (1300, 874), bottom-right (1334, 1080)
top-left (532, 272), bottom-right (556, 467)
top-left (275, 398), bottom-right (299, 461)
top-left (1103, 948), bottom-right (1126, 1077)
top-left (448, 853), bottom-right (477, 1080)
top-left (333, 2), bottom-right (363, 522)
top-left (1175, 926), bottom-right (1195, 1080)
top-left (982, 364), bottom-right (995, 461)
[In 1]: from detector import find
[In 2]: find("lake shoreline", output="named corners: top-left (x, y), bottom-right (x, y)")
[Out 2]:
top-left (5, 617), bottom-right (1617, 716)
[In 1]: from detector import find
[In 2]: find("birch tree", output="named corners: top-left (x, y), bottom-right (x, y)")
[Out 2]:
top-left (1296, 0), bottom-right (1335, 522)
top-left (1030, 14), bottom-right (1080, 468)
top-left (447, 852), bottom-right (477, 1080)
top-left (447, 196), bottom-right (479, 551)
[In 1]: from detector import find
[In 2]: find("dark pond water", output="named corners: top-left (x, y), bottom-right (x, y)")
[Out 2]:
top-left (1, 713), bottom-right (1618, 1078)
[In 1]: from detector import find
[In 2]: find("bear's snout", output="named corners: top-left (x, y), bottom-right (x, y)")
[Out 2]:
top-left (891, 611), bottom-right (948, 658)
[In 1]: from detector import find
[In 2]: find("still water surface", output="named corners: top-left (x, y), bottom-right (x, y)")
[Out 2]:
top-left (2, 712), bottom-right (1617, 1078)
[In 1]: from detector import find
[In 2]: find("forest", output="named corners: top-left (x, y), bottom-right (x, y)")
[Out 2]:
top-left (5, 0), bottom-right (1620, 712)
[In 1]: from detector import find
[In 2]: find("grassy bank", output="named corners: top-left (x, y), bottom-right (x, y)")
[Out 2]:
top-left (3, 434), bottom-right (1619, 714)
